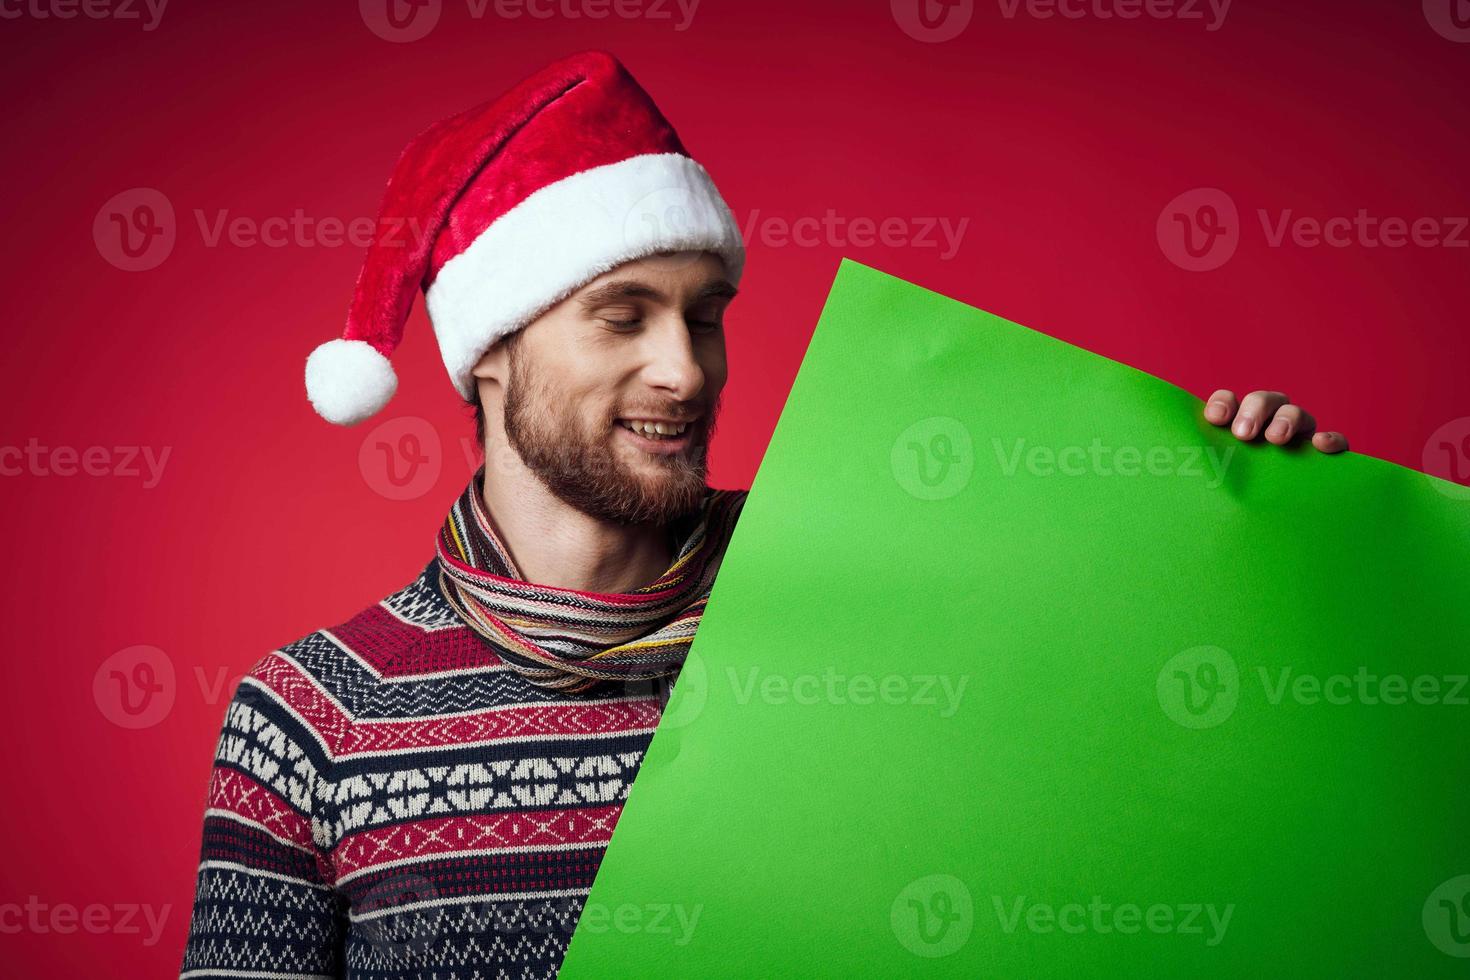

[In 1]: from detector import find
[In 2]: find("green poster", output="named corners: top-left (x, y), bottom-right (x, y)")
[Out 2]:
top-left (557, 258), bottom-right (1470, 977)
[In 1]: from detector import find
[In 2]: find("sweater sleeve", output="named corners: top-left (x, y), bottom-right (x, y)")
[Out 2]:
top-left (179, 652), bottom-right (348, 979)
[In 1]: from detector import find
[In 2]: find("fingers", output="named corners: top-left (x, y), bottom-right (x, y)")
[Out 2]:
top-left (1204, 387), bottom-right (1348, 455)
top-left (1264, 404), bottom-right (1316, 445)
top-left (1231, 391), bottom-right (1291, 441)
top-left (1204, 390), bottom-right (1238, 426)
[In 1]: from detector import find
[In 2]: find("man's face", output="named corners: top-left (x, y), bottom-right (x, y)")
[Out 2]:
top-left (481, 251), bottom-right (736, 526)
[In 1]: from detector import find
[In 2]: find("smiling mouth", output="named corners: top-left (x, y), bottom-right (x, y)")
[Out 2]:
top-left (616, 418), bottom-right (692, 440)
top-left (614, 416), bottom-right (699, 455)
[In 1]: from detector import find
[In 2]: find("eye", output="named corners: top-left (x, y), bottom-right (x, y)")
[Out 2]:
top-left (600, 317), bottom-right (641, 330)
top-left (687, 304), bottom-right (727, 333)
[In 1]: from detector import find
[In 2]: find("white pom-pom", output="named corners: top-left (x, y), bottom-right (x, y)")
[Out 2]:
top-left (304, 338), bottom-right (398, 426)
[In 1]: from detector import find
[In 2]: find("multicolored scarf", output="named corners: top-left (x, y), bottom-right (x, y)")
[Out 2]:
top-left (435, 467), bottom-right (746, 694)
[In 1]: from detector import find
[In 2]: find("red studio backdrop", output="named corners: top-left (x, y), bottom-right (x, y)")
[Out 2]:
top-left (1, 0), bottom-right (1466, 974)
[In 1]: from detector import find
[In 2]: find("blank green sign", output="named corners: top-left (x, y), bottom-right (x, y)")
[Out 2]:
top-left (557, 258), bottom-right (1470, 977)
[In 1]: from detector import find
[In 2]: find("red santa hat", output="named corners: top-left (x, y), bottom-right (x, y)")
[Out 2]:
top-left (304, 50), bottom-right (746, 425)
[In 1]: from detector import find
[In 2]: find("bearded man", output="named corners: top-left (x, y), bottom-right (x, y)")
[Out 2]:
top-left (178, 49), bottom-right (1347, 980)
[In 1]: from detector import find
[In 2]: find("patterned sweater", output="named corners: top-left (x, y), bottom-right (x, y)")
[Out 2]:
top-left (178, 504), bottom-right (741, 980)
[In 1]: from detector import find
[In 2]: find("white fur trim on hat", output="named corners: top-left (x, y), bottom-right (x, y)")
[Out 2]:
top-left (304, 338), bottom-right (399, 426)
top-left (425, 152), bottom-right (745, 399)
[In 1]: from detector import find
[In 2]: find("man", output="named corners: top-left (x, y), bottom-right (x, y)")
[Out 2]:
top-left (178, 50), bottom-right (1347, 980)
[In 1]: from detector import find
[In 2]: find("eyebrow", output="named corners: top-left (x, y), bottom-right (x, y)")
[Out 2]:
top-left (577, 278), bottom-right (739, 312)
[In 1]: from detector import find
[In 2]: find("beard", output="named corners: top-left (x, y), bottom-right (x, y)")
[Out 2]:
top-left (501, 345), bottom-right (722, 527)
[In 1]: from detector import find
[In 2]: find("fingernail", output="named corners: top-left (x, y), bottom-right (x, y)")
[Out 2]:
top-left (1267, 420), bottom-right (1289, 441)
top-left (1234, 414), bottom-right (1254, 438)
top-left (1206, 402), bottom-right (1226, 422)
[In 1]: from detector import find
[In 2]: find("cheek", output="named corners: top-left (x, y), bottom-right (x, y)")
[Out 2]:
top-left (568, 381), bottom-right (620, 428)
top-left (703, 356), bottom-right (729, 394)
top-left (698, 341), bottom-right (729, 386)
top-left (534, 356), bottom-right (615, 423)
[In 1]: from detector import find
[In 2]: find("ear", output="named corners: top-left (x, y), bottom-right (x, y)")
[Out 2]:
top-left (471, 337), bottom-right (511, 385)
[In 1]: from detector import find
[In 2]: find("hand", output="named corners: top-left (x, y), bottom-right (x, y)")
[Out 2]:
top-left (1203, 390), bottom-right (1349, 454)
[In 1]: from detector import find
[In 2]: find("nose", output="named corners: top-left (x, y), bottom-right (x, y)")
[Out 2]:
top-left (639, 316), bottom-right (708, 401)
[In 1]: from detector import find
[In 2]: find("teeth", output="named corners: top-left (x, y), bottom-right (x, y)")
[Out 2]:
top-left (619, 419), bottom-right (688, 438)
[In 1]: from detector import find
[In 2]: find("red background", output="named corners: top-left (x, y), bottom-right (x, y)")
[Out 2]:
top-left (1, 0), bottom-right (1466, 973)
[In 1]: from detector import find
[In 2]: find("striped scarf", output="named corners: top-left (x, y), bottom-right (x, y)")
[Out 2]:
top-left (435, 467), bottom-right (746, 694)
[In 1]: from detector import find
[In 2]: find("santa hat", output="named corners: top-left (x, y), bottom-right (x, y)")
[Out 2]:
top-left (304, 50), bottom-right (746, 426)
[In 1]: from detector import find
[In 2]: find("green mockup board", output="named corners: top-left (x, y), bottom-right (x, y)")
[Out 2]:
top-left (557, 258), bottom-right (1470, 977)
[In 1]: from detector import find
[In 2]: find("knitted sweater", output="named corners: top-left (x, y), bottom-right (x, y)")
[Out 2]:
top-left (178, 492), bottom-right (745, 979)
